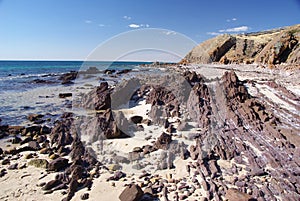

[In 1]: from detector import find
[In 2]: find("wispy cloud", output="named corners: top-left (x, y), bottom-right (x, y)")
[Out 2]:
top-left (226, 17), bottom-right (238, 22)
top-left (163, 31), bottom-right (177, 35)
top-left (128, 23), bottom-right (150, 28)
top-left (85, 20), bottom-right (92, 24)
top-left (207, 32), bottom-right (221, 36)
top-left (98, 24), bottom-right (105, 27)
top-left (219, 26), bottom-right (249, 33)
top-left (207, 25), bottom-right (250, 36)
top-left (123, 15), bottom-right (132, 20)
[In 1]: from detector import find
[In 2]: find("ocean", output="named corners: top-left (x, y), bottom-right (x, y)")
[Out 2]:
top-left (0, 61), bottom-right (150, 92)
top-left (0, 60), bottom-right (151, 125)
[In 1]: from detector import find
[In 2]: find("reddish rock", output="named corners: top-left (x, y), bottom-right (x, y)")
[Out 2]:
top-left (225, 188), bottom-right (254, 201)
top-left (154, 132), bottom-right (172, 150)
top-left (119, 184), bottom-right (144, 201)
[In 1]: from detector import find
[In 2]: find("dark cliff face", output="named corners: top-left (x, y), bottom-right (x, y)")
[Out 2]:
top-left (184, 24), bottom-right (300, 66)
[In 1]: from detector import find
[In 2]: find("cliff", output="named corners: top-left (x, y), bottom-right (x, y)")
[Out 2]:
top-left (183, 24), bottom-right (300, 66)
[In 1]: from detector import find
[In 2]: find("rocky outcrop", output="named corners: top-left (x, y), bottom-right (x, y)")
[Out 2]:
top-left (79, 82), bottom-right (112, 110)
top-left (185, 34), bottom-right (236, 63)
top-left (183, 24), bottom-right (300, 65)
top-left (186, 70), bottom-right (300, 200)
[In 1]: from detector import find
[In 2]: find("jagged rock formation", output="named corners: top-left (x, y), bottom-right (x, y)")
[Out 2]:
top-left (185, 70), bottom-right (300, 200)
top-left (184, 24), bottom-right (300, 65)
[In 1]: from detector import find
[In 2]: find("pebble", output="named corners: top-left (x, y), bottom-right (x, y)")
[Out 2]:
top-left (81, 193), bottom-right (89, 200)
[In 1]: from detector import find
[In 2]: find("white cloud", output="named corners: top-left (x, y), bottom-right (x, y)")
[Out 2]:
top-left (85, 20), bottom-right (92, 24)
top-left (123, 15), bottom-right (132, 20)
top-left (129, 23), bottom-right (140, 28)
top-left (226, 17), bottom-right (238, 22)
top-left (128, 23), bottom-right (150, 28)
top-left (163, 31), bottom-right (177, 35)
top-left (98, 24), bottom-right (105, 27)
top-left (207, 32), bottom-right (221, 36)
top-left (219, 26), bottom-right (249, 33)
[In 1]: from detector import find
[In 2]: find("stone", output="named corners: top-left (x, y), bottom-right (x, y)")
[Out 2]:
top-left (2, 158), bottom-right (10, 165)
top-left (108, 164), bottom-right (122, 171)
top-left (107, 171), bottom-right (126, 181)
top-left (119, 184), bottom-right (144, 201)
top-left (42, 179), bottom-right (63, 191)
top-left (27, 114), bottom-right (44, 122)
top-left (130, 116), bottom-right (143, 124)
top-left (225, 188), bottom-right (254, 201)
top-left (48, 158), bottom-right (69, 171)
top-left (59, 71), bottom-right (78, 84)
top-left (59, 93), bottom-right (72, 98)
top-left (28, 141), bottom-right (41, 150)
top-left (28, 158), bottom-right (49, 169)
top-left (81, 193), bottom-right (89, 200)
top-left (154, 132), bottom-right (172, 150)
top-left (8, 163), bottom-right (18, 170)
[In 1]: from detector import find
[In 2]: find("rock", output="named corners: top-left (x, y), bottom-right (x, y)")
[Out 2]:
top-left (183, 24), bottom-right (300, 65)
top-left (59, 93), bottom-right (72, 98)
top-left (83, 66), bottom-right (101, 74)
top-left (128, 151), bottom-right (141, 161)
top-left (225, 188), bottom-right (254, 201)
top-left (30, 79), bottom-right (55, 84)
top-left (2, 158), bottom-right (10, 165)
top-left (49, 154), bottom-right (59, 160)
top-left (119, 184), bottom-right (144, 201)
top-left (113, 155), bottom-right (130, 164)
top-left (27, 114), bottom-right (44, 122)
top-left (251, 167), bottom-right (267, 177)
top-left (154, 132), bottom-right (172, 150)
top-left (107, 171), bottom-right (126, 181)
top-left (0, 147), bottom-right (3, 155)
top-left (81, 193), bottom-right (89, 200)
top-left (80, 82), bottom-right (111, 110)
top-left (8, 163), bottom-right (18, 170)
top-left (184, 34), bottom-right (236, 63)
top-left (177, 121), bottom-right (189, 131)
top-left (130, 116), bottom-right (143, 124)
top-left (42, 179), bottom-right (63, 191)
top-left (11, 136), bottom-right (22, 144)
top-left (40, 147), bottom-right (51, 154)
top-left (108, 164), bottom-right (122, 171)
top-left (0, 169), bottom-right (7, 177)
top-left (28, 158), bottom-right (48, 169)
top-left (28, 141), bottom-right (41, 150)
top-left (8, 125), bottom-right (24, 135)
top-left (48, 158), bottom-right (69, 171)
top-left (59, 71), bottom-right (78, 84)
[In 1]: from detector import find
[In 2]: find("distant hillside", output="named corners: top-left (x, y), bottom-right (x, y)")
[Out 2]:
top-left (183, 24), bottom-right (300, 66)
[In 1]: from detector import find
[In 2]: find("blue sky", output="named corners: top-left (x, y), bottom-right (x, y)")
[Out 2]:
top-left (0, 0), bottom-right (299, 61)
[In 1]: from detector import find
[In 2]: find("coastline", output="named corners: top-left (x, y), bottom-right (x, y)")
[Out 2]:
top-left (0, 63), bottom-right (299, 201)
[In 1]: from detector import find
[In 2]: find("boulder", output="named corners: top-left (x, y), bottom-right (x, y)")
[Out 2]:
top-left (119, 184), bottom-right (144, 201)
top-left (28, 159), bottom-right (49, 169)
top-left (154, 132), bottom-right (172, 150)
top-left (48, 158), bottom-right (69, 171)
top-left (130, 116), bottom-right (143, 124)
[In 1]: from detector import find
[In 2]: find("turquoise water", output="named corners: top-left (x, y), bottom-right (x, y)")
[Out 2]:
top-left (0, 61), bottom-right (150, 92)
